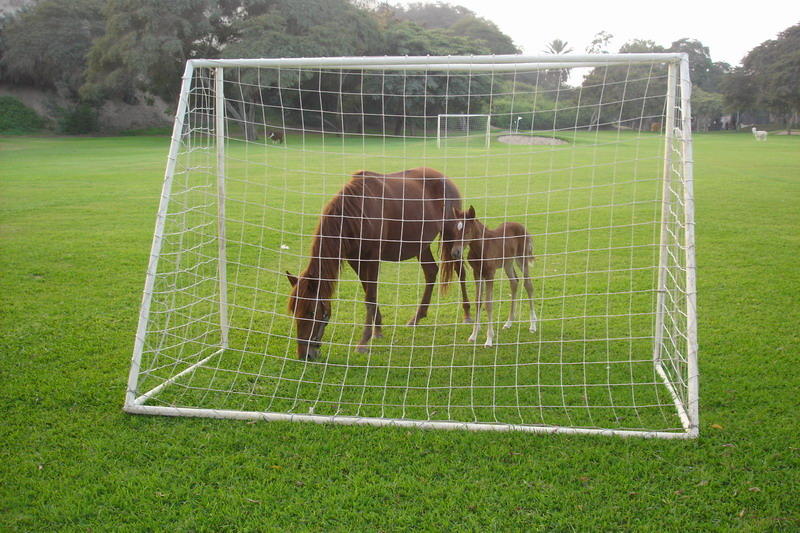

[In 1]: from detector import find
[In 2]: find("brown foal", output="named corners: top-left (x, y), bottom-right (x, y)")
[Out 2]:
top-left (451, 206), bottom-right (538, 347)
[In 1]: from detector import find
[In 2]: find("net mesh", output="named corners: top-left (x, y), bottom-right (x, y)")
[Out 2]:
top-left (129, 57), bottom-right (695, 436)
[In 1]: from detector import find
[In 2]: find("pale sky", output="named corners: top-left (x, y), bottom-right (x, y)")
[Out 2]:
top-left (393, 0), bottom-right (799, 68)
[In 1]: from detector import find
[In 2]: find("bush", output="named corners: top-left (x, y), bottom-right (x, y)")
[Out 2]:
top-left (57, 103), bottom-right (98, 134)
top-left (0, 96), bottom-right (45, 133)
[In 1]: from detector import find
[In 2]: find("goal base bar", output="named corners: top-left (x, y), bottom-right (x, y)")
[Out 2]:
top-left (123, 403), bottom-right (698, 440)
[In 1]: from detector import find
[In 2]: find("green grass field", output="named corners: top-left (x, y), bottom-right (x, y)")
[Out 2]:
top-left (1, 131), bottom-right (798, 530)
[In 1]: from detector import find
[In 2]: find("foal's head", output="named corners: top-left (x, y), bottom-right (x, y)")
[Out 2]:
top-left (448, 205), bottom-right (479, 260)
top-left (286, 272), bottom-right (331, 361)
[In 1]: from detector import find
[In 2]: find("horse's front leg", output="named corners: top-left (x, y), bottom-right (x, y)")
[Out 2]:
top-left (457, 258), bottom-right (473, 323)
top-left (407, 246), bottom-right (439, 326)
top-left (349, 258), bottom-right (380, 353)
top-left (468, 277), bottom-right (483, 343)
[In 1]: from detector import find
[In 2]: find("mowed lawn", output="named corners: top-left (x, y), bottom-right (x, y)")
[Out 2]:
top-left (1, 131), bottom-right (798, 530)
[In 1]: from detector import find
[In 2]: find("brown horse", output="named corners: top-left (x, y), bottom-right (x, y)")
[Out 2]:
top-left (451, 205), bottom-right (538, 347)
top-left (268, 130), bottom-right (284, 143)
top-left (286, 167), bottom-right (472, 360)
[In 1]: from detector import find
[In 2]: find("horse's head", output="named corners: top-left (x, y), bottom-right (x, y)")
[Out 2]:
top-left (286, 271), bottom-right (331, 361)
top-left (446, 205), bottom-right (478, 260)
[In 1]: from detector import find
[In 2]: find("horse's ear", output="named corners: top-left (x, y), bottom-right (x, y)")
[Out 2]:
top-left (286, 271), bottom-right (298, 287)
top-left (467, 205), bottom-right (476, 219)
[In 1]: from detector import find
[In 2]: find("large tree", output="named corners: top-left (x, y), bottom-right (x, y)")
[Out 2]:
top-left (82, 0), bottom-right (225, 103)
top-left (385, 2), bottom-right (518, 54)
top-left (580, 39), bottom-right (668, 130)
top-left (723, 23), bottom-right (800, 130)
top-left (668, 38), bottom-right (730, 92)
top-left (219, 0), bottom-right (384, 139)
top-left (372, 21), bottom-right (491, 136)
top-left (0, 0), bottom-right (106, 99)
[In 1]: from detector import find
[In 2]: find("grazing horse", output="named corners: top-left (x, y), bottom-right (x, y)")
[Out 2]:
top-left (286, 167), bottom-right (472, 360)
top-left (451, 206), bottom-right (538, 347)
top-left (268, 130), bottom-right (284, 143)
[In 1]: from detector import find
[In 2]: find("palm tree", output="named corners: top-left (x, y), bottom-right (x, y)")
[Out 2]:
top-left (543, 39), bottom-right (573, 87)
top-left (544, 39), bottom-right (573, 55)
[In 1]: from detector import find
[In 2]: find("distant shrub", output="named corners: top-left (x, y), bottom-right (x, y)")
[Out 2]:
top-left (57, 103), bottom-right (99, 134)
top-left (0, 96), bottom-right (45, 133)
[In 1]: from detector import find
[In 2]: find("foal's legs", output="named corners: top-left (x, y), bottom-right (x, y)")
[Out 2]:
top-left (456, 259), bottom-right (473, 323)
top-left (503, 262), bottom-right (520, 329)
top-left (408, 246), bottom-right (439, 326)
top-left (520, 257), bottom-right (537, 332)
top-left (483, 278), bottom-right (495, 347)
top-left (467, 277), bottom-right (483, 343)
top-left (468, 274), bottom-right (496, 347)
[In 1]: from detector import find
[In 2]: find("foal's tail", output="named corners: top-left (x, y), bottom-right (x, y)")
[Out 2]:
top-left (518, 234), bottom-right (535, 272)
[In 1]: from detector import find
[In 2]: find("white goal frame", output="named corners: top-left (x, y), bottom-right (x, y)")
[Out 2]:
top-left (124, 53), bottom-right (698, 439)
top-left (437, 113), bottom-right (492, 148)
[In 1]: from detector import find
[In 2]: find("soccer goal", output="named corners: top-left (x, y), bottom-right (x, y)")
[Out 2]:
top-left (125, 54), bottom-right (698, 439)
top-left (437, 113), bottom-right (491, 148)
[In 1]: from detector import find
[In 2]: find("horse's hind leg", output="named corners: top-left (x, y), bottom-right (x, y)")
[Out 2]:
top-left (483, 278), bottom-right (496, 347)
top-left (520, 254), bottom-right (537, 332)
top-left (407, 246), bottom-right (439, 326)
top-left (503, 262), bottom-right (519, 329)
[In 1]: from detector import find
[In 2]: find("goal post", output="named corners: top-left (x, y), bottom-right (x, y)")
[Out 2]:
top-left (125, 54), bottom-right (698, 439)
top-left (437, 113), bottom-right (492, 148)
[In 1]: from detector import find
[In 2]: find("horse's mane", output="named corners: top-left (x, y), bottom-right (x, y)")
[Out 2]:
top-left (288, 176), bottom-right (369, 317)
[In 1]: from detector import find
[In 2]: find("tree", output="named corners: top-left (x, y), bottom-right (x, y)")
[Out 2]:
top-left (218, 0), bottom-right (383, 139)
top-left (727, 23), bottom-right (800, 130)
top-left (586, 31), bottom-right (613, 54)
top-left (544, 38), bottom-right (572, 55)
top-left (720, 67), bottom-right (757, 113)
top-left (581, 39), bottom-right (668, 130)
top-left (668, 38), bottom-right (730, 92)
top-left (692, 87), bottom-right (725, 131)
top-left (0, 0), bottom-right (106, 99)
top-left (386, 2), bottom-right (519, 54)
top-left (82, 0), bottom-right (219, 103)
top-left (370, 21), bottom-right (491, 135)
top-left (543, 38), bottom-right (573, 87)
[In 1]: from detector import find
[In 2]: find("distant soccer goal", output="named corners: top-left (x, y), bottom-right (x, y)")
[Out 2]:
top-left (437, 113), bottom-right (491, 148)
top-left (125, 54), bottom-right (698, 439)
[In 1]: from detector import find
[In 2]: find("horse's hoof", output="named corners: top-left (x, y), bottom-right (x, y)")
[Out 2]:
top-left (355, 345), bottom-right (370, 354)
top-left (529, 325), bottom-right (537, 333)
top-left (463, 316), bottom-right (474, 324)
top-left (373, 331), bottom-right (384, 339)
top-left (484, 340), bottom-right (493, 348)
top-left (406, 318), bottom-right (419, 326)
top-left (502, 322), bottom-right (512, 329)
top-left (467, 335), bottom-right (477, 343)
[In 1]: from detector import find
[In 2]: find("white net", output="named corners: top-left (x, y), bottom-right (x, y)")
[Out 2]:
top-left (126, 55), bottom-right (698, 438)
top-left (437, 113), bottom-right (490, 147)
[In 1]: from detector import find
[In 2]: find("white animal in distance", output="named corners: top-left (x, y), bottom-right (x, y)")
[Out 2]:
top-left (752, 127), bottom-right (768, 141)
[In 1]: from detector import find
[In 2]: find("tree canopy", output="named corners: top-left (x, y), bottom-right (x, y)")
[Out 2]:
top-left (1, 1), bottom-right (796, 134)
top-left (0, 0), bottom-right (106, 98)
top-left (722, 23), bottom-right (800, 128)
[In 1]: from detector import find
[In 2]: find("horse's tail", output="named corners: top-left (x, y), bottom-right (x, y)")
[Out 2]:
top-left (439, 239), bottom-right (456, 293)
top-left (520, 234), bottom-right (535, 268)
